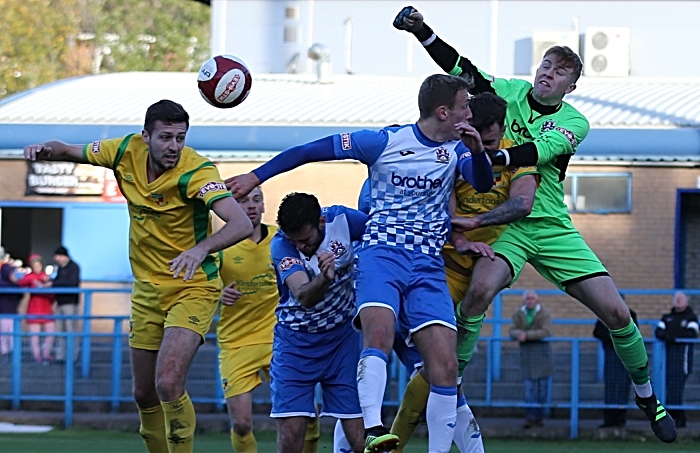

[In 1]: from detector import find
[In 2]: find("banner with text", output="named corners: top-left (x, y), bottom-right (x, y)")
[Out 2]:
top-left (26, 161), bottom-right (105, 195)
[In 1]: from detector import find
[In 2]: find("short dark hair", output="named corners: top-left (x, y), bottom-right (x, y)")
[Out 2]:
top-left (543, 46), bottom-right (583, 82)
top-left (144, 100), bottom-right (189, 135)
top-left (469, 92), bottom-right (507, 133)
top-left (276, 193), bottom-right (321, 235)
top-left (418, 74), bottom-right (472, 119)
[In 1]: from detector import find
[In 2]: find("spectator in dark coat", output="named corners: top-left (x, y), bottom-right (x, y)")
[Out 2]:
top-left (594, 293), bottom-right (638, 428)
top-left (510, 290), bottom-right (552, 429)
top-left (655, 291), bottom-right (699, 428)
top-left (49, 246), bottom-right (81, 362)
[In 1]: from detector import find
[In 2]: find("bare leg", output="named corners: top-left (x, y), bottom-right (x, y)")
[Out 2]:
top-left (340, 417), bottom-right (367, 453)
top-left (28, 324), bottom-right (41, 361)
top-left (277, 416), bottom-right (309, 453)
top-left (226, 391), bottom-right (254, 436)
top-left (43, 322), bottom-right (55, 359)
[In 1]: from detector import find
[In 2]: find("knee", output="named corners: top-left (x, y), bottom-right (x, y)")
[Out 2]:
top-left (606, 305), bottom-right (631, 331)
top-left (155, 373), bottom-right (184, 402)
top-left (133, 384), bottom-right (159, 408)
top-left (464, 282), bottom-right (494, 314)
top-left (232, 419), bottom-right (253, 436)
top-left (426, 354), bottom-right (457, 387)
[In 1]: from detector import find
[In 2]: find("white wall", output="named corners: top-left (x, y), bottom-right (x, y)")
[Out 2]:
top-left (212, 0), bottom-right (700, 78)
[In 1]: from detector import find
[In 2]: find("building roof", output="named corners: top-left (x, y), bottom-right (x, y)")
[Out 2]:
top-left (3, 71), bottom-right (700, 128)
top-left (1, 72), bottom-right (699, 163)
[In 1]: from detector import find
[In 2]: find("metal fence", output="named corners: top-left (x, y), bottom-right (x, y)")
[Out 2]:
top-left (0, 287), bottom-right (698, 438)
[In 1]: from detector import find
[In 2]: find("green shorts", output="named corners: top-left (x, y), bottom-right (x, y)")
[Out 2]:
top-left (492, 216), bottom-right (608, 290)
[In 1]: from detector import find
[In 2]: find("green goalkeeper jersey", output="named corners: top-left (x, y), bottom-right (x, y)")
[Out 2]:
top-left (472, 69), bottom-right (590, 223)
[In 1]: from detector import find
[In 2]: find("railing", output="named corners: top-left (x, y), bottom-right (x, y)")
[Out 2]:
top-left (0, 287), bottom-right (698, 437)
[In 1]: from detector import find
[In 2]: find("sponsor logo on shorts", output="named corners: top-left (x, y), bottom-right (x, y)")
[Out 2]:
top-left (435, 146), bottom-right (450, 164)
top-left (128, 321), bottom-right (134, 339)
top-left (278, 257), bottom-right (303, 272)
top-left (188, 316), bottom-right (200, 325)
top-left (330, 240), bottom-right (347, 258)
top-left (197, 181), bottom-right (227, 198)
top-left (222, 378), bottom-right (229, 392)
top-left (91, 141), bottom-right (101, 154)
top-left (341, 133), bottom-right (352, 150)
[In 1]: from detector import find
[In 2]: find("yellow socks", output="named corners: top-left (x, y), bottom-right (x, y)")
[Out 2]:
top-left (391, 372), bottom-right (431, 451)
top-left (138, 404), bottom-right (168, 453)
top-left (303, 416), bottom-right (321, 453)
top-left (231, 429), bottom-right (257, 453)
top-left (161, 392), bottom-right (196, 453)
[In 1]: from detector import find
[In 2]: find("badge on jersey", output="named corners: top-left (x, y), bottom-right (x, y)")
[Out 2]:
top-left (435, 146), bottom-right (450, 164)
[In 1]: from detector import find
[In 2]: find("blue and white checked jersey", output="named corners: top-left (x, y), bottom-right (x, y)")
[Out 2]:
top-left (272, 205), bottom-right (367, 333)
top-left (334, 124), bottom-right (467, 255)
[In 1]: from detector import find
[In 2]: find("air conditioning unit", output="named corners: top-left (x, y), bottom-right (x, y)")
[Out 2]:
top-left (531, 30), bottom-right (579, 75)
top-left (584, 27), bottom-right (630, 77)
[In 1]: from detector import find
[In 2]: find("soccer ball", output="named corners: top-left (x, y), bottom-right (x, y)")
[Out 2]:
top-left (197, 55), bottom-right (252, 109)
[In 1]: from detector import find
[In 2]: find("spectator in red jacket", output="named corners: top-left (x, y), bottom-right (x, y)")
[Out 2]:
top-left (18, 254), bottom-right (55, 364)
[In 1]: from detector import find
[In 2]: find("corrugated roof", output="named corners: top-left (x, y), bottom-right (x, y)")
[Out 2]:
top-left (2, 72), bottom-right (700, 128)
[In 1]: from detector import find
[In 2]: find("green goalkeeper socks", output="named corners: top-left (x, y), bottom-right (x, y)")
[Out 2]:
top-left (610, 319), bottom-right (650, 385)
top-left (455, 305), bottom-right (484, 376)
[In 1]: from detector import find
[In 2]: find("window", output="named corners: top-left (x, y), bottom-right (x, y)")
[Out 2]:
top-left (563, 173), bottom-right (631, 213)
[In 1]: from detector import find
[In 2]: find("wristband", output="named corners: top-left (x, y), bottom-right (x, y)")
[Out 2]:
top-left (487, 149), bottom-right (510, 166)
top-left (415, 23), bottom-right (434, 43)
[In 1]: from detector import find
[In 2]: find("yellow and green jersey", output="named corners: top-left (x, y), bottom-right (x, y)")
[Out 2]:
top-left (84, 134), bottom-right (232, 286)
top-left (444, 139), bottom-right (539, 269)
top-left (217, 224), bottom-right (279, 348)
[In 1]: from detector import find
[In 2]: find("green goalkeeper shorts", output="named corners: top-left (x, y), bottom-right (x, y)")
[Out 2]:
top-left (492, 216), bottom-right (608, 291)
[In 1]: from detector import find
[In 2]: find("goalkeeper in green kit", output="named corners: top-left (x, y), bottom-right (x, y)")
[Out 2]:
top-left (393, 6), bottom-right (676, 445)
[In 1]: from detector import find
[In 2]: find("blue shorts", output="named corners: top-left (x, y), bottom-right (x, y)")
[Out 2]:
top-left (270, 319), bottom-right (362, 418)
top-left (353, 245), bottom-right (456, 342)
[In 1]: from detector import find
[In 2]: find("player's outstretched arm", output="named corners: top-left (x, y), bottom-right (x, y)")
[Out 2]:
top-left (24, 140), bottom-right (88, 163)
top-left (170, 196), bottom-right (253, 281)
top-left (393, 6), bottom-right (494, 94)
top-left (225, 136), bottom-right (337, 198)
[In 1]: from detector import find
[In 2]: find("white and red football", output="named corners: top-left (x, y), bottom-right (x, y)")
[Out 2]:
top-left (197, 55), bottom-right (252, 109)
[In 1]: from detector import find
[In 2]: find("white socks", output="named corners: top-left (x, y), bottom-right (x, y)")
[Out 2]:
top-left (357, 348), bottom-right (388, 429)
top-left (427, 386), bottom-right (457, 453)
top-left (453, 394), bottom-right (484, 453)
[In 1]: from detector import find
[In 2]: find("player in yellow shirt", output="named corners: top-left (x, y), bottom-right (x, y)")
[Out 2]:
top-left (217, 186), bottom-right (319, 453)
top-left (391, 92), bottom-right (539, 452)
top-left (23, 100), bottom-right (254, 453)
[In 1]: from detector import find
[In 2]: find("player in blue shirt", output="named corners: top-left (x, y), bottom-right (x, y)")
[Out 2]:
top-left (229, 74), bottom-right (493, 453)
top-left (270, 192), bottom-right (368, 453)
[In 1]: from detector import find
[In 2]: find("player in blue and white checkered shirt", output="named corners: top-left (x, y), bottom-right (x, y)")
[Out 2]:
top-left (228, 74), bottom-right (494, 453)
top-left (269, 192), bottom-right (367, 453)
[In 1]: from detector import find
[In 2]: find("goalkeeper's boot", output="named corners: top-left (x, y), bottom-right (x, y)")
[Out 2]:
top-left (635, 394), bottom-right (676, 443)
top-left (364, 426), bottom-right (399, 453)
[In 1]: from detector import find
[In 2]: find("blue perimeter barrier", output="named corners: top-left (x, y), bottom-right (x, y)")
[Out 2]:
top-left (0, 287), bottom-right (698, 437)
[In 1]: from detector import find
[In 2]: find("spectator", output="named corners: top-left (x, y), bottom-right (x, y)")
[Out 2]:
top-left (0, 247), bottom-right (21, 363)
top-left (593, 294), bottom-right (638, 428)
top-left (18, 254), bottom-right (55, 364)
top-left (510, 290), bottom-right (553, 429)
top-left (50, 245), bottom-right (81, 363)
top-left (655, 291), bottom-right (699, 428)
